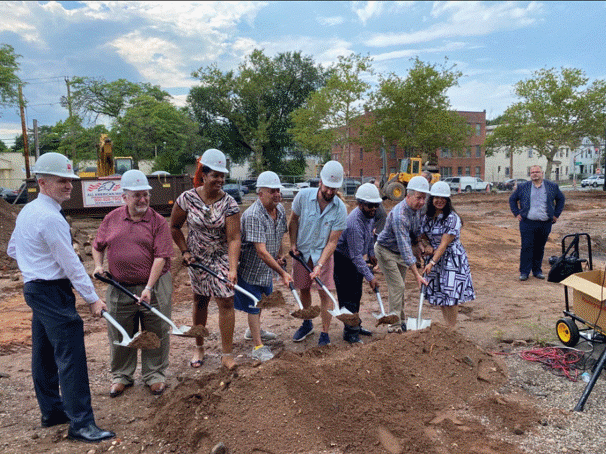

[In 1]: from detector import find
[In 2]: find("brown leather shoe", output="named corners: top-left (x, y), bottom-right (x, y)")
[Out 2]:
top-left (109, 383), bottom-right (131, 398)
top-left (149, 382), bottom-right (166, 395)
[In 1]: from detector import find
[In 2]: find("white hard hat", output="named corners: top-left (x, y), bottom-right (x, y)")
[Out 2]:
top-left (407, 175), bottom-right (430, 194)
top-left (121, 169), bottom-right (152, 191)
top-left (430, 181), bottom-right (451, 198)
top-left (33, 152), bottom-right (80, 179)
top-left (320, 161), bottom-right (344, 188)
top-left (256, 171), bottom-right (281, 189)
top-left (355, 183), bottom-right (382, 204)
top-left (200, 148), bottom-right (229, 174)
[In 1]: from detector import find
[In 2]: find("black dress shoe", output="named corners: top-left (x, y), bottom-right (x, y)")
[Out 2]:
top-left (534, 273), bottom-right (545, 280)
top-left (41, 411), bottom-right (70, 428)
top-left (68, 423), bottom-right (115, 443)
top-left (343, 332), bottom-right (363, 344)
top-left (519, 274), bottom-right (529, 281)
top-left (358, 326), bottom-right (372, 336)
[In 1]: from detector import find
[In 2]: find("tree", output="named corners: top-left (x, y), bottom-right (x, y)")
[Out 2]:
top-left (65, 77), bottom-right (171, 123)
top-left (0, 44), bottom-right (21, 113)
top-left (364, 57), bottom-right (471, 164)
top-left (188, 49), bottom-right (328, 174)
top-left (290, 53), bottom-right (374, 171)
top-left (0, 139), bottom-right (7, 152)
top-left (502, 67), bottom-right (606, 178)
top-left (112, 95), bottom-right (204, 174)
top-left (484, 106), bottom-right (525, 179)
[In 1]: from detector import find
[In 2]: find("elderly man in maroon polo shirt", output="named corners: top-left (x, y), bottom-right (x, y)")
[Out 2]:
top-left (92, 170), bottom-right (173, 397)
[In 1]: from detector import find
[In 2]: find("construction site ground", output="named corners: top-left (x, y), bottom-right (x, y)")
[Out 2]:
top-left (2, 190), bottom-right (606, 454)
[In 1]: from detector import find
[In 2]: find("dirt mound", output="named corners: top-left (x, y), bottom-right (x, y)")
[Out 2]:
top-left (146, 325), bottom-right (538, 454)
top-left (0, 198), bottom-right (19, 272)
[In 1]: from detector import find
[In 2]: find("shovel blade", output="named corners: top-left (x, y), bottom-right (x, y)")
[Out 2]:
top-left (372, 312), bottom-right (383, 319)
top-left (406, 318), bottom-right (432, 331)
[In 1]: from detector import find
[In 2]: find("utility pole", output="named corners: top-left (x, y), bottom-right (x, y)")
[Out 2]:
top-left (18, 84), bottom-right (30, 178)
top-left (33, 119), bottom-right (39, 159)
top-left (65, 77), bottom-right (76, 160)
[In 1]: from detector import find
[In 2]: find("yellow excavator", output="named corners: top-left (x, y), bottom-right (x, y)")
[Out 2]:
top-left (381, 156), bottom-right (440, 201)
top-left (79, 135), bottom-right (134, 177)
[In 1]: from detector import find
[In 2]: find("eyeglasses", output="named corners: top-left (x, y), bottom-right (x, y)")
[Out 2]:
top-left (363, 203), bottom-right (380, 209)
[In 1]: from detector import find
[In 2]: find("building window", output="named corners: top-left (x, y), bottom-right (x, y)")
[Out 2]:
top-left (476, 124), bottom-right (481, 136)
top-left (476, 146), bottom-right (481, 157)
top-left (332, 154), bottom-right (339, 161)
top-left (440, 167), bottom-right (452, 177)
top-left (442, 148), bottom-right (450, 158)
top-left (359, 148), bottom-right (363, 160)
top-left (457, 167), bottom-right (463, 176)
top-left (465, 148), bottom-right (471, 158)
top-left (465, 167), bottom-right (471, 176)
top-left (475, 166), bottom-right (481, 177)
top-left (505, 167), bottom-right (510, 176)
top-left (360, 168), bottom-right (363, 177)
top-left (528, 149), bottom-right (532, 158)
top-left (526, 167), bottom-right (531, 176)
top-left (390, 167), bottom-right (396, 175)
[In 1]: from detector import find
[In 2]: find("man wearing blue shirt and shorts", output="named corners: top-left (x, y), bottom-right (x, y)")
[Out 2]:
top-left (288, 161), bottom-right (347, 346)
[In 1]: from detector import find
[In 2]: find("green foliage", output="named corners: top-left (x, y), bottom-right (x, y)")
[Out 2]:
top-left (365, 57), bottom-right (471, 162)
top-left (503, 67), bottom-right (606, 178)
top-left (0, 44), bottom-right (21, 112)
top-left (66, 77), bottom-right (171, 123)
top-left (0, 139), bottom-right (8, 152)
top-left (112, 95), bottom-right (203, 173)
top-left (290, 53), bottom-right (374, 163)
top-left (188, 49), bottom-right (328, 174)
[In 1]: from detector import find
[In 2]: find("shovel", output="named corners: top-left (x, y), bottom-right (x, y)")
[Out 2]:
top-left (371, 286), bottom-right (399, 326)
top-left (186, 261), bottom-right (261, 307)
top-left (406, 282), bottom-right (431, 331)
top-left (288, 282), bottom-right (320, 319)
top-left (101, 310), bottom-right (160, 349)
top-left (94, 272), bottom-right (208, 338)
top-left (288, 251), bottom-right (359, 326)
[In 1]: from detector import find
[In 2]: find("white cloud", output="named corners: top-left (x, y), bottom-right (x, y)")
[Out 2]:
top-left (372, 41), bottom-right (470, 63)
top-left (317, 16), bottom-right (345, 26)
top-left (352, 1), bottom-right (385, 25)
top-left (448, 79), bottom-right (516, 118)
top-left (365, 1), bottom-right (545, 47)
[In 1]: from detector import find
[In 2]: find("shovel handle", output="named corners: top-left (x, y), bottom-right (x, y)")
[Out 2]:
top-left (187, 261), bottom-right (258, 307)
top-left (289, 282), bottom-right (304, 310)
top-left (289, 251), bottom-right (324, 288)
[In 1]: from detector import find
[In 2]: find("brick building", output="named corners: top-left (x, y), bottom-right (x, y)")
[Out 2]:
top-left (330, 110), bottom-right (487, 181)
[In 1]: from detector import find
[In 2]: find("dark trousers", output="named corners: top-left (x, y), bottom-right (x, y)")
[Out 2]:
top-left (519, 218), bottom-right (552, 276)
top-left (334, 251), bottom-right (364, 334)
top-left (23, 279), bottom-right (95, 430)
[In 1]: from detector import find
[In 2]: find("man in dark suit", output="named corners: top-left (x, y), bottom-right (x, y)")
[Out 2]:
top-left (509, 165), bottom-right (565, 281)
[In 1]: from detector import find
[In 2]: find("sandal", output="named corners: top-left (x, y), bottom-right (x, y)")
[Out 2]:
top-left (189, 359), bottom-right (204, 368)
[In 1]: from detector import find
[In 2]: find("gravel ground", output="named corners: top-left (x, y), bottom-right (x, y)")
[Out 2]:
top-left (499, 339), bottom-right (606, 454)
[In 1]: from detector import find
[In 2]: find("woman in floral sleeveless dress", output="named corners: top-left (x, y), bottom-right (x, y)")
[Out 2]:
top-left (170, 149), bottom-right (241, 369)
top-left (420, 181), bottom-right (475, 329)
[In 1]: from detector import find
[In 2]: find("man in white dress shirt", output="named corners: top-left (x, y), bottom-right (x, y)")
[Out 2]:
top-left (7, 152), bottom-right (115, 443)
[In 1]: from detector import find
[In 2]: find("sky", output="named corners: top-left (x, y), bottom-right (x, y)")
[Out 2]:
top-left (0, 1), bottom-right (605, 148)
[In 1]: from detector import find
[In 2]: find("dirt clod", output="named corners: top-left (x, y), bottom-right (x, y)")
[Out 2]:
top-left (291, 305), bottom-right (321, 319)
top-left (375, 314), bottom-right (400, 326)
top-left (256, 289), bottom-right (286, 308)
top-left (182, 325), bottom-right (210, 337)
top-left (127, 331), bottom-right (161, 349)
top-left (335, 312), bottom-right (361, 326)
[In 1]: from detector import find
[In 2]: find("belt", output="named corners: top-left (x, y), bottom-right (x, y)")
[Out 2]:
top-left (30, 278), bottom-right (71, 285)
top-left (117, 281), bottom-right (146, 287)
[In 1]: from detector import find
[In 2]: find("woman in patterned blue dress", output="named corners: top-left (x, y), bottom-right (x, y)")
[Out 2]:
top-left (420, 181), bottom-right (475, 328)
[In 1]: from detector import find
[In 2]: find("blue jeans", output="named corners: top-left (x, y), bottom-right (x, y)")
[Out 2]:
top-left (519, 218), bottom-right (552, 276)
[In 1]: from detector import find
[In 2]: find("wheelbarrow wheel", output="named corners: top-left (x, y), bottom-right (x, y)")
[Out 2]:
top-left (556, 318), bottom-right (580, 347)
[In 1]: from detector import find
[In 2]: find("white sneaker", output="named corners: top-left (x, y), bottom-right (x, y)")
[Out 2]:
top-left (251, 345), bottom-right (274, 362)
top-left (244, 328), bottom-right (277, 341)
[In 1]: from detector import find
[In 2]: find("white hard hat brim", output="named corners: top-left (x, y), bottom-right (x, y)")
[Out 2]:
top-left (35, 171), bottom-right (80, 180)
top-left (321, 177), bottom-right (343, 188)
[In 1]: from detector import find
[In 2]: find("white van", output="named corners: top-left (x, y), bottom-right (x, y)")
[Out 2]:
top-left (444, 176), bottom-right (491, 193)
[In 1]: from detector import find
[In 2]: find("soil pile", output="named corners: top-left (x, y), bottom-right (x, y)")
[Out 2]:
top-left (0, 198), bottom-right (18, 272)
top-left (146, 325), bottom-right (539, 454)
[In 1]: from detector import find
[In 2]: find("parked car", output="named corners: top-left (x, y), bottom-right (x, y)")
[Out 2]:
top-left (241, 179), bottom-right (257, 192)
top-left (239, 185), bottom-right (249, 195)
top-left (445, 176), bottom-right (491, 193)
top-left (223, 183), bottom-right (243, 203)
top-left (1, 183), bottom-right (28, 204)
top-left (342, 178), bottom-right (361, 196)
top-left (497, 178), bottom-right (527, 191)
top-left (280, 183), bottom-right (297, 199)
top-left (295, 182), bottom-right (310, 190)
top-left (581, 174), bottom-right (605, 188)
top-left (307, 178), bottom-right (321, 188)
